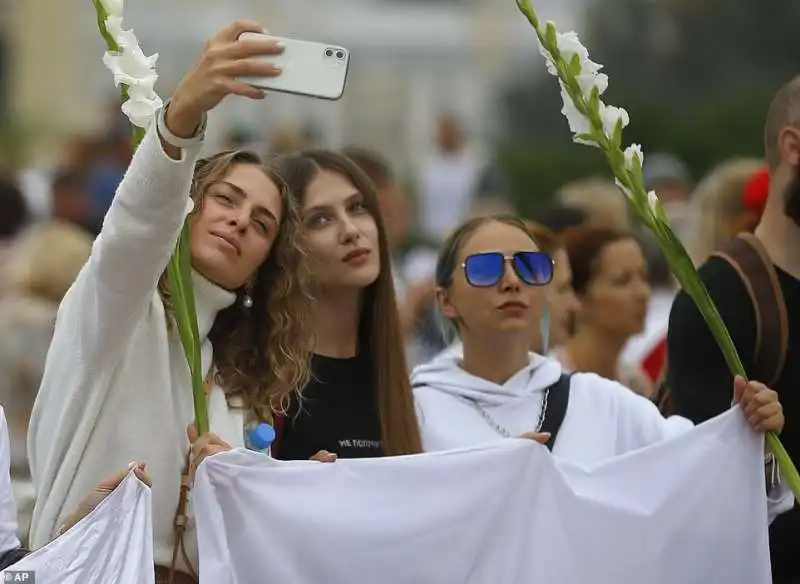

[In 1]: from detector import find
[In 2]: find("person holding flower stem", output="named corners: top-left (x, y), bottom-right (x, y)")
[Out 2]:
top-left (667, 75), bottom-right (800, 584)
top-left (513, 0), bottom-right (800, 501)
top-left (28, 20), bottom-right (313, 584)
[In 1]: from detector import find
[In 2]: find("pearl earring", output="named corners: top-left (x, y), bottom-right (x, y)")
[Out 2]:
top-left (243, 294), bottom-right (253, 308)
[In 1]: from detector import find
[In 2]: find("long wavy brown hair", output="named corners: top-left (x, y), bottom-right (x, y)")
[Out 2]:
top-left (158, 150), bottom-right (313, 420)
top-left (272, 150), bottom-right (422, 456)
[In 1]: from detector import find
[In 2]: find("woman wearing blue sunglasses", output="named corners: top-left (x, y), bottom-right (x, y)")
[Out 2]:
top-left (411, 214), bottom-right (792, 524)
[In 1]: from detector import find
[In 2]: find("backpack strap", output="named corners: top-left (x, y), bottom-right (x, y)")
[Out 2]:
top-left (539, 373), bottom-right (572, 451)
top-left (712, 233), bottom-right (789, 387)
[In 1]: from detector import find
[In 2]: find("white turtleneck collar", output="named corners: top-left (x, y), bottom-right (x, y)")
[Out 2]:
top-left (191, 270), bottom-right (237, 341)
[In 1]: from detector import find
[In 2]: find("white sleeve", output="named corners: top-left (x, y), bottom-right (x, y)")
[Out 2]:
top-left (609, 379), bottom-right (695, 453)
top-left (56, 120), bottom-right (202, 371)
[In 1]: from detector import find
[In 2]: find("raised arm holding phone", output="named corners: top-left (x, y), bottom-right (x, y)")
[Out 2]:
top-left (28, 21), bottom-right (314, 584)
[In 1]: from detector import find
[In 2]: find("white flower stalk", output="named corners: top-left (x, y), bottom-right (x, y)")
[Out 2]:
top-left (93, 0), bottom-right (162, 132)
top-left (91, 0), bottom-right (207, 434)
top-left (516, 0), bottom-right (800, 501)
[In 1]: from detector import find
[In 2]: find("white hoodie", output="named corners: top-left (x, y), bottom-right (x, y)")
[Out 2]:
top-left (412, 352), bottom-right (793, 522)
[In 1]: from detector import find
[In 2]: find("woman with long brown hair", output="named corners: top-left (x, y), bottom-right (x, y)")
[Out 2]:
top-left (27, 21), bottom-right (312, 583)
top-left (269, 150), bottom-right (422, 460)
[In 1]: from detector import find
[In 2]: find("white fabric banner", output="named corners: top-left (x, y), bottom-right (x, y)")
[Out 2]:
top-left (1, 471), bottom-right (154, 584)
top-left (194, 408), bottom-right (772, 584)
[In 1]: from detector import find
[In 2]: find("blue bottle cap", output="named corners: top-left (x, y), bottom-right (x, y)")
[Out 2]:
top-left (249, 423), bottom-right (276, 450)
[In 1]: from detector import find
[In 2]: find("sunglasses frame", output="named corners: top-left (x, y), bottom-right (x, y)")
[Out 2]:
top-left (461, 251), bottom-right (554, 288)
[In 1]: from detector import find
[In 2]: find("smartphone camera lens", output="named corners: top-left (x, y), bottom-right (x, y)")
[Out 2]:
top-left (336, 51), bottom-right (344, 59)
top-left (325, 49), bottom-right (333, 57)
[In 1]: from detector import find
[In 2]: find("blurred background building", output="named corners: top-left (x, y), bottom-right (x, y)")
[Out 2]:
top-left (1, 0), bottom-right (580, 170)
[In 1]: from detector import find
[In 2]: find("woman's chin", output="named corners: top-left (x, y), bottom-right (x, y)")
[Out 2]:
top-left (191, 258), bottom-right (240, 292)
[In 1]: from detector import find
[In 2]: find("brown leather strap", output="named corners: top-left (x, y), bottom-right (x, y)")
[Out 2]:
top-left (170, 450), bottom-right (198, 584)
top-left (712, 233), bottom-right (789, 387)
top-left (169, 370), bottom-right (216, 583)
top-left (155, 564), bottom-right (197, 584)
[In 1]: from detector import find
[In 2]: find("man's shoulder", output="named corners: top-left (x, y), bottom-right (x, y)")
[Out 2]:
top-left (670, 254), bottom-right (758, 349)
top-left (669, 252), bottom-right (760, 357)
top-left (697, 254), bottom-right (747, 285)
top-left (674, 255), bottom-right (751, 308)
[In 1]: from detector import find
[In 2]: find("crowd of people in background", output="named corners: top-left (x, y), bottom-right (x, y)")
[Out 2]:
top-left (0, 21), bottom-right (797, 584)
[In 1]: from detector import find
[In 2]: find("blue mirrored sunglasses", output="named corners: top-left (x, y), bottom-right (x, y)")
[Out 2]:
top-left (462, 251), bottom-right (554, 288)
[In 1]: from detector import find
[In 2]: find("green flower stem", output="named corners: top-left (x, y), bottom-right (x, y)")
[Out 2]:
top-left (516, 0), bottom-right (800, 500)
top-left (92, 0), bottom-right (208, 436)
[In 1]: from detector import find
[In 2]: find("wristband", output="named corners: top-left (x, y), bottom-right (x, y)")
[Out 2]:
top-left (156, 99), bottom-right (207, 149)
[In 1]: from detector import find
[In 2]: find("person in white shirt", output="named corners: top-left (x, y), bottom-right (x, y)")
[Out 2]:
top-left (417, 115), bottom-right (482, 242)
top-left (411, 214), bottom-right (793, 523)
top-left (27, 21), bottom-right (313, 583)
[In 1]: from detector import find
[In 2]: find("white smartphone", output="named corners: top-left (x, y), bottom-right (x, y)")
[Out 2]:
top-left (237, 32), bottom-right (350, 101)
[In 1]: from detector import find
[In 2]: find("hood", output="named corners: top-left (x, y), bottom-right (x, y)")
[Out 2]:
top-left (410, 352), bottom-right (563, 407)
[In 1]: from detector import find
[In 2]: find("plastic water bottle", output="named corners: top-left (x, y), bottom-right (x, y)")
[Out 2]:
top-left (245, 422), bottom-right (276, 455)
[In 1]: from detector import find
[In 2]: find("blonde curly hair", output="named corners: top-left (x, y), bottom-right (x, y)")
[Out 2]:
top-left (158, 150), bottom-right (313, 421)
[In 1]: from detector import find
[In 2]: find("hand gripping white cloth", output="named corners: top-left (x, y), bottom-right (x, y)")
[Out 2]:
top-left (193, 408), bottom-right (772, 584)
top-left (1, 470), bottom-right (154, 584)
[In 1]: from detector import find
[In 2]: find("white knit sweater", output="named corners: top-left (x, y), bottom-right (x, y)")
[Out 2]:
top-left (27, 124), bottom-right (246, 572)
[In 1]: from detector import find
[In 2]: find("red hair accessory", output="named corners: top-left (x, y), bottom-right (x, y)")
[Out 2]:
top-left (743, 168), bottom-right (770, 216)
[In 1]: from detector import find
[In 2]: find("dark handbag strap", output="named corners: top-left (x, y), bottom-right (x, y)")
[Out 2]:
top-left (712, 233), bottom-right (789, 387)
top-left (412, 373), bottom-right (573, 451)
top-left (539, 373), bottom-right (572, 451)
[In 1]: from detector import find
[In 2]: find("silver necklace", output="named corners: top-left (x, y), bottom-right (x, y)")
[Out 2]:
top-left (469, 389), bottom-right (550, 438)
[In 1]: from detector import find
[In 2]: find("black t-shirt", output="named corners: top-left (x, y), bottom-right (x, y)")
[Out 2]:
top-left (667, 256), bottom-right (800, 582)
top-left (274, 353), bottom-right (384, 461)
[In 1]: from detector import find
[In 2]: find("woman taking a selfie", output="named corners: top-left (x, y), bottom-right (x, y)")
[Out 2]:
top-left (411, 215), bottom-right (792, 523)
top-left (28, 21), bottom-right (312, 583)
top-left (186, 151), bottom-right (422, 465)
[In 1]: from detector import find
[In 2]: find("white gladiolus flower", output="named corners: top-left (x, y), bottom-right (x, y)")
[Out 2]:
top-left (121, 94), bottom-right (161, 129)
top-left (100, 13), bottom-right (161, 130)
top-left (121, 83), bottom-right (163, 129)
top-left (553, 30), bottom-right (590, 66)
top-left (558, 83), bottom-right (594, 146)
top-left (105, 16), bottom-right (137, 48)
top-left (102, 44), bottom-right (159, 89)
top-left (99, 0), bottom-right (124, 18)
top-left (576, 67), bottom-right (608, 97)
top-left (623, 144), bottom-right (644, 171)
top-left (600, 104), bottom-right (630, 138)
top-left (541, 29), bottom-right (608, 98)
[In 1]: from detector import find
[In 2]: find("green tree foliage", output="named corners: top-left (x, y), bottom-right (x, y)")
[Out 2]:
top-left (498, 0), bottom-right (796, 216)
